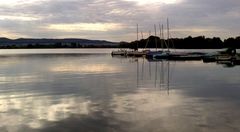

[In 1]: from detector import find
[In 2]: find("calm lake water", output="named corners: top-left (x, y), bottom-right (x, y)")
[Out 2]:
top-left (0, 49), bottom-right (240, 132)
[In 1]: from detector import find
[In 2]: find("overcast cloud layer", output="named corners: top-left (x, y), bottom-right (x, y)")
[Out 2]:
top-left (0, 0), bottom-right (239, 41)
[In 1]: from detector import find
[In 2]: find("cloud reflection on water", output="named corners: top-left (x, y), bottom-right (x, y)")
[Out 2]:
top-left (1, 88), bottom-right (239, 132)
top-left (0, 75), bottom-right (40, 84)
top-left (111, 89), bottom-right (180, 114)
top-left (50, 63), bottom-right (121, 74)
top-left (0, 94), bottom-right (95, 130)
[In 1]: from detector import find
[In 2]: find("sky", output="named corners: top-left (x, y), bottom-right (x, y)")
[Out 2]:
top-left (0, 0), bottom-right (239, 42)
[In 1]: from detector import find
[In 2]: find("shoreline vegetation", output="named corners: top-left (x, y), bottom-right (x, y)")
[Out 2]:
top-left (122, 36), bottom-right (240, 49)
top-left (0, 36), bottom-right (240, 49)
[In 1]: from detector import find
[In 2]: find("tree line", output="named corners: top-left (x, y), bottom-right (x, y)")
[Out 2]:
top-left (120, 36), bottom-right (240, 49)
top-left (0, 36), bottom-right (239, 49)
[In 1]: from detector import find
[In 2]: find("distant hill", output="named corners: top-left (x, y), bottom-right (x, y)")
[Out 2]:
top-left (0, 37), bottom-right (119, 48)
top-left (0, 37), bottom-right (11, 42)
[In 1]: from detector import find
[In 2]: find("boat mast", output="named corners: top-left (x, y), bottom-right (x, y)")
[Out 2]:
top-left (167, 18), bottom-right (170, 52)
top-left (154, 24), bottom-right (157, 51)
top-left (145, 31), bottom-right (151, 49)
top-left (159, 24), bottom-right (163, 51)
top-left (162, 24), bottom-right (168, 50)
top-left (136, 24), bottom-right (139, 51)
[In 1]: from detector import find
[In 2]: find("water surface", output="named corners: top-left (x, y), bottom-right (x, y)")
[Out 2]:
top-left (0, 49), bottom-right (240, 132)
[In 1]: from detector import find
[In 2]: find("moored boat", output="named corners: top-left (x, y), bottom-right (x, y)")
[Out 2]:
top-left (126, 50), bottom-right (150, 57)
top-left (111, 49), bottom-right (127, 56)
top-left (146, 51), bottom-right (163, 59)
top-left (153, 51), bottom-right (170, 60)
top-left (169, 53), bottom-right (203, 61)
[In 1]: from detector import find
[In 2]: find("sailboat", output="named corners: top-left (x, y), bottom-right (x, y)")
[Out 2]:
top-left (152, 19), bottom-right (206, 61)
top-left (126, 24), bottom-right (150, 57)
top-left (146, 21), bottom-right (170, 60)
top-left (153, 19), bottom-right (171, 59)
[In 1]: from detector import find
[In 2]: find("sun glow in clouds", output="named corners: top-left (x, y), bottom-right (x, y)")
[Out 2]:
top-left (0, 0), bottom-right (21, 5)
top-left (124, 0), bottom-right (180, 5)
top-left (47, 23), bottom-right (123, 32)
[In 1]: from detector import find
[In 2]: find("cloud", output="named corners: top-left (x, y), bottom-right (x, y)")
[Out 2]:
top-left (0, 0), bottom-right (239, 41)
top-left (0, 15), bottom-right (40, 21)
top-left (47, 23), bottom-right (124, 32)
top-left (123, 0), bottom-right (181, 5)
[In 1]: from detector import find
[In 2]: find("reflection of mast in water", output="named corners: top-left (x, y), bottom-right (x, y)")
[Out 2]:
top-left (142, 57), bottom-right (145, 80)
top-left (167, 60), bottom-right (170, 95)
top-left (136, 58), bottom-right (172, 94)
top-left (158, 60), bottom-right (170, 94)
top-left (160, 60), bottom-right (164, 88)
top-left (149, 60), bottom-right (152, 79)
top-left (137, 58), bottom-right (139, 88)
top-left (154, 61), bottom-right (158, 88)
